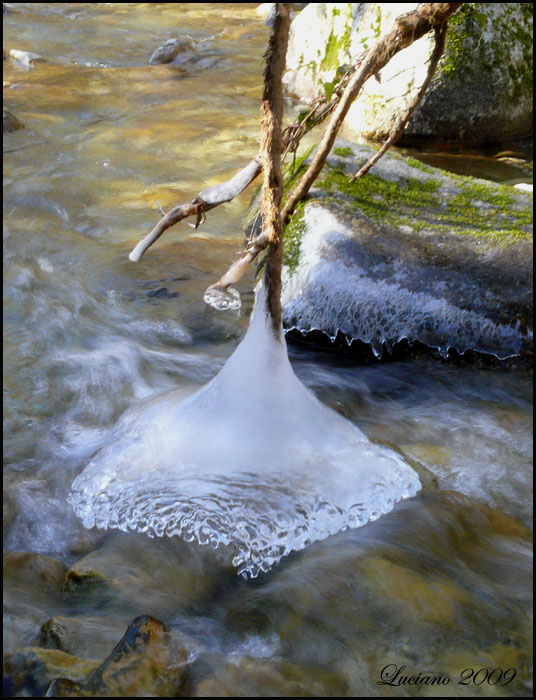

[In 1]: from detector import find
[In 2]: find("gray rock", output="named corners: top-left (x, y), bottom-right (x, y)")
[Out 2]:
top-left (281, 143), bottom-right (533, 359)
top-left (256, 3), bottom-right (277, 26)
top-left (284, 3), bottom-right (533, 142)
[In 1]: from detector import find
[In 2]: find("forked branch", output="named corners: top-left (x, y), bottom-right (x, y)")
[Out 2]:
top-left (129, 3), bottom-right (462, 307)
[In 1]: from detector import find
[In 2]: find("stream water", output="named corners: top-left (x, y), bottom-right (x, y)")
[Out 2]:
top-left (3, 4), bottom-right (533, 697)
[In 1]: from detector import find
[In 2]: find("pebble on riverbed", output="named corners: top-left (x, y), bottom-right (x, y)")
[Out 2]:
top-left (8, 48), bottom-right (45, 69)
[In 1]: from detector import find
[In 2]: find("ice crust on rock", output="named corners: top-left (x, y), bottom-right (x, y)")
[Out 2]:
top-left (281, 205), bottom-right (526, 359)
top-left (69, 280), bottom-right (421, 577)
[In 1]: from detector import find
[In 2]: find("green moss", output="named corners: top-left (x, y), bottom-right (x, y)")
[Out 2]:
top-left (319, 167), bottom-right (439, 218)
top-left (305, 59), bottom-right (318, 80)
top-left (333, 146), bottom-right (353, 157)
top-left (283, 201), bottom-right (307, 274)
top-left (63, 569), bottom-right (107, 593)
top-left (317, 166), bottom-right (532, 244)
top-left (441, 4), bottom-right (482, 80)
top-left (445, 181), bottom-right (532, 239)
top-left (321, 30), bottom-right (341, 72)
top-left (405, 157), bottom-right (435, 173)
top-left (454, 181), bottom-right (514, 209)
top-left (372, 5), bottom-right (382, 38)
top-left (282, 145), bottom-right (315, 193)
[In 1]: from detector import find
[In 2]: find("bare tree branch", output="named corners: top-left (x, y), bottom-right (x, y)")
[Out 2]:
top-left (350, 23), bottom-right (448, 181)
top-left (281, 3), bottom-right (462, 225)
top-left (128, 40), bottom-right (366, 263)
top-left (129, 3), bottom-right (462, 312)
top-left (258, 3), bottom-right (290, 334)
top-left (210, 3), bottom-right (461, 293)
top-left (128, 159), bottom-right (262, 262)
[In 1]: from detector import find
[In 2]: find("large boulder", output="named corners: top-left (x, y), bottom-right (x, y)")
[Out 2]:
top-left (284, 3), bottom-right (533, 142)
top-left (281, 142), bottom-right (533, 359)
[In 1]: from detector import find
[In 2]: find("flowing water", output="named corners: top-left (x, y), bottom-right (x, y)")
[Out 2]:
top-left (3, 4), bottom-right (533, 697)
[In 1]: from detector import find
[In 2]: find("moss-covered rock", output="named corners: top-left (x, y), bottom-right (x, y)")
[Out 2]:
top-left (284, 3), bottom-right (533, 143)
top-left (281, 142), bottom-right (532, 359)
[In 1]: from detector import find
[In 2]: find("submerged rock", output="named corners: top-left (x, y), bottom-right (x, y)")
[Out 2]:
top-left (3, 647), bottom-right (99, 697)
top-left (149, 36), bottom-right (196, 64)
top-left (63, 530), bottom-right (227, 615)
top-left (4, 552), bottom-right (67, 593)
top-left (192, 655), bottom-right (348, 697)
top-left (50, 615), bottom-right (189, 697)
top-left (3, 553), bottom-right (68, 653)
top-left (284, 3), bottom-right (533, 142)
top-left (223, 492), bottom-right (532, 694)
top-left (39, 615), bottom-right (125, 661)
top-left (3, 106), bottom-right (24, 132)
top-left (281, 142), bottom-right (533, 359)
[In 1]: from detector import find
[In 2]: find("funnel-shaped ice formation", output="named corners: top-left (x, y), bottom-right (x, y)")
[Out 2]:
top-left (69, 280), bottom-right (421, 577)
